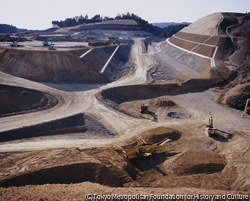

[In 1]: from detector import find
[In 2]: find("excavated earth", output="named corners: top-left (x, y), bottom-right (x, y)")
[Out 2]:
top-left (0, 84), bottom-right (57, 117)
top-left (0, 44), bottom-right (131, 83)
top-left (0, 13), bottom-right (250, 200)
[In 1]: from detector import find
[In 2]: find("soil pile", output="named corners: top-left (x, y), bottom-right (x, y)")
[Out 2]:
top-left (0, 84), bottom-right (57, 116)
top-left (150, 98), bottom-right (177, 108)
top-left (160, 149), bottom-right (227, 176)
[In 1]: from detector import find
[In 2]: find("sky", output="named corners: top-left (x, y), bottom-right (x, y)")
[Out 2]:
top-left (1, 0), bottom-right (249, 30)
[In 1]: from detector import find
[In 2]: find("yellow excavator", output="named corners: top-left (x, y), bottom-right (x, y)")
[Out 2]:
top-left (205, 112), bottom-right (218, 137)
top-left (241, 99), bottom-right (250, 117)
top-left (122, 137), bottom-right (172, 159)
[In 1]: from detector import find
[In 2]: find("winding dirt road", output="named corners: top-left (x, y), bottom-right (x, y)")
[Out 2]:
top-left (0, 38), bottom-right (249, 154)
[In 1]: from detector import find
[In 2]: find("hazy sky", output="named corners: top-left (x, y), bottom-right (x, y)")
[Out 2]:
top-left (1, 0), bottom-right (249, 30)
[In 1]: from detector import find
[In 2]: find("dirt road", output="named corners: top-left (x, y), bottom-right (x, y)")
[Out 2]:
top-left (1, 35), bottom-right (250, 197)
top-left (0, 38), bottom-right (249, 153)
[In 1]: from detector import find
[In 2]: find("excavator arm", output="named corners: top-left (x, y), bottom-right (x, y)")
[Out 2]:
top-left (242, 99), bottom-right (250, 117)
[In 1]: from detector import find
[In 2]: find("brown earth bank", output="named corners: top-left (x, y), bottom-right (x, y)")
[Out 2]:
top-left (0, 84), bottom-right (57, 117)
top-left (0, 44), bottom-right (131, 83)
top-left (0, 113), bottom-right (113, 142)
top-left (98, 75), bottom-right (230, 106)
top-left (0, 127), bottom-right (244, 192)
top-left (215, 83), bottom-right (250, 111)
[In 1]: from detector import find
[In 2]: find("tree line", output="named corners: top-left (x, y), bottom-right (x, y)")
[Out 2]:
top-left (0, 24), bottom-right (18, 33)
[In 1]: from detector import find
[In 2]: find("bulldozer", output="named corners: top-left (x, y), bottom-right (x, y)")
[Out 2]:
top-left (122, 137), bottom-right (172, 159)
top-left (205, 112), bottom-right (218, 137)
top-left (241, 99), bottom-right (250, 117)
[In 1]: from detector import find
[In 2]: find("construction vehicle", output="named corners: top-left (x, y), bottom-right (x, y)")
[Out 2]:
top-left (241, 99), bottom-right (250, 117)
top-left (42, 38), bottom-right (53, 46)
top-left (140, 103), bottom-right (148, 113)
top-left (205, 112), bottom-right (218, 137)
top-left (122, 137), bottom-right (172, 159)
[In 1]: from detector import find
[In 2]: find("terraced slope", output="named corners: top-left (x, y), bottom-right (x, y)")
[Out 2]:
top-left (167, 12), bottom-right (239, 68)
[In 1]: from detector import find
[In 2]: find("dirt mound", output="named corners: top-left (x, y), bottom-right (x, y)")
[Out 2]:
top-left (215, 83), bottom-right (250, 111)
top-left (0, 84), bottom-right (57, 117)
top-left (150, 98), bottom-right (177, 107)
top-left (141, 127), bottom-right (181, 143)
top-left (160, 149), bottom-right (227, 176)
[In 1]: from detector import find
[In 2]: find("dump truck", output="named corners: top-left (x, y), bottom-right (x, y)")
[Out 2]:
top-left (122, 137), bottom-right (172, 159)
top-left (205, 112), bottom-right (218, 137)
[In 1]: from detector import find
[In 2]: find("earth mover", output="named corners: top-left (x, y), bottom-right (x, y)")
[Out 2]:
top-left (205, 112), bottom-right (218, 137)
top-left (122, 137), bottom-right (172, 159)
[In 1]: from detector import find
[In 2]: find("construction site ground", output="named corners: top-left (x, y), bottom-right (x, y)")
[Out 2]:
top-left (0, 21), bottom-right (250, 199)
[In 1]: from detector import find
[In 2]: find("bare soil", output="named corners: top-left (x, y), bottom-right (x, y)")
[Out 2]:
top-left (181, 12), bottom-right (223, 36)
top-left (0, 16), bottom-right (250, 199)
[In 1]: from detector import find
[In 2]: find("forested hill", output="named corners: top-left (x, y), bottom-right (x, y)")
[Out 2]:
top-left (52, 13), bottom-right (189, 38)
top-left (0, 24), bottom-right (28, 33)
top-left (0, 24), bottom-right (18, 33)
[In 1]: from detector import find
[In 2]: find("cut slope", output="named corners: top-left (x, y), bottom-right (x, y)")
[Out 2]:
top-left (181, 12), bottom-right (223, 36)
top-left (0, 84), bottom-right (57, 117)
top-left (0, 45), bottom-right (131, 83)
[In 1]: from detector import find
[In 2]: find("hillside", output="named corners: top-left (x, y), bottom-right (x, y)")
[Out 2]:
top-left (52, 13), bottom-right (186, 38)
top-left (55, 19), bottom-right (141, 33)
top-left (163, 12), bottom-right (250, 111)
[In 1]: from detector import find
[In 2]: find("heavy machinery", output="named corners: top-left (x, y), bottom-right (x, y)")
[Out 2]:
top-left (241, 99), bottom-right (250, 117)
top-left (48, 45), bottom-right (57, 50)
top-left (140, 103), bottom-right (148, 113)
top-left (42, 38), bottom-right (53, 46)
top-left (122, 137), bottom-right (172, 159)
top-left (205, 112), bottom-right (218, 137)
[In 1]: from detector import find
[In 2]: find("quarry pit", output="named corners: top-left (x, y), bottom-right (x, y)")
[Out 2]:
top-left (0, 13), bottom-right (250, 200)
